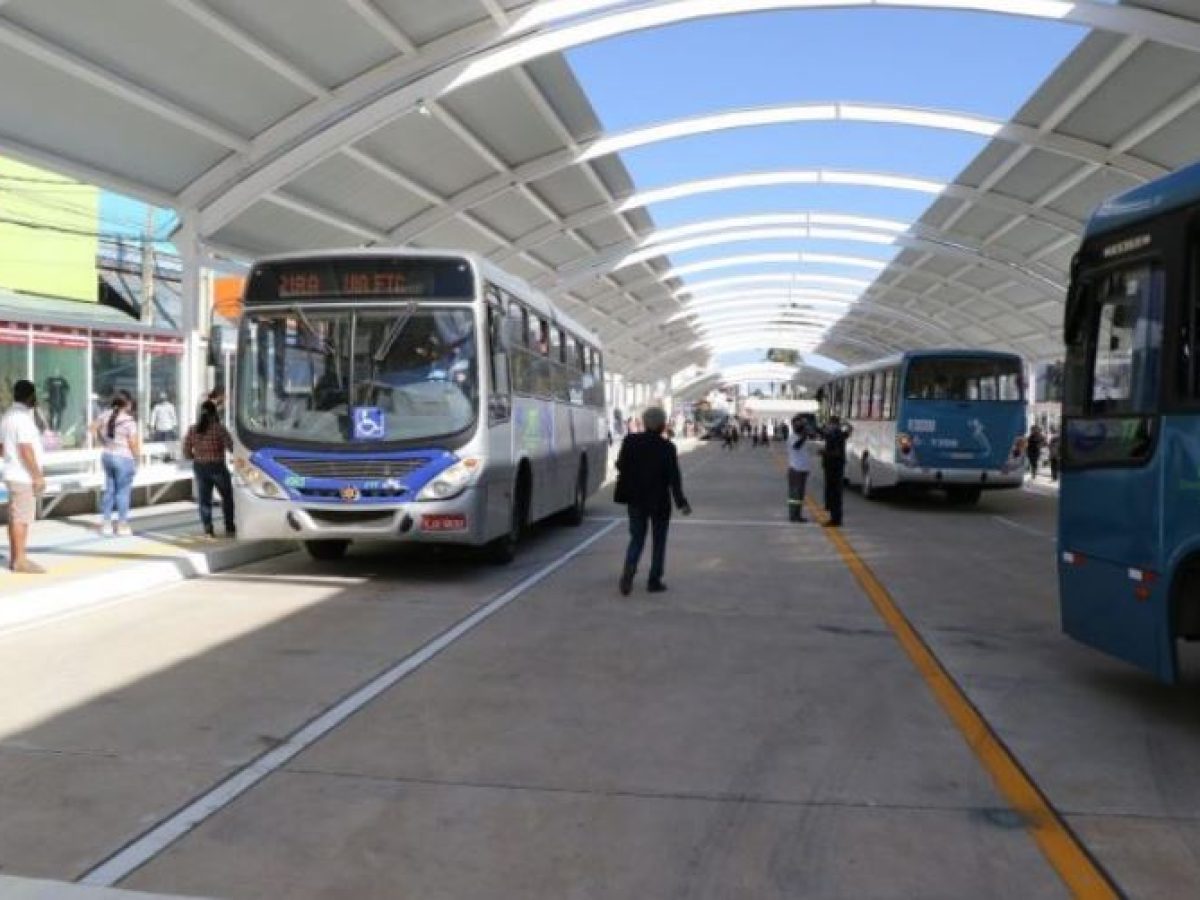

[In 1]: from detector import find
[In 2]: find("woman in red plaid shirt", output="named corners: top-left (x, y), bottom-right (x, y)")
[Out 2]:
top-left (183, 400), bottom-right (235, 538)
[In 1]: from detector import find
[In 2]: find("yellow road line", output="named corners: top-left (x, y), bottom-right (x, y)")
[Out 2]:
top-left (765, 449), bottom-right (1119, 897)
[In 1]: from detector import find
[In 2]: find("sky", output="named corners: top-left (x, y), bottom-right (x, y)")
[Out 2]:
top-left (566, 7), bottom-right (1089, 371)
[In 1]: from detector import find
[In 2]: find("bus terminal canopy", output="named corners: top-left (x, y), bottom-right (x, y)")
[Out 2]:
top-left (2, 0), bottom-right (1200, 385)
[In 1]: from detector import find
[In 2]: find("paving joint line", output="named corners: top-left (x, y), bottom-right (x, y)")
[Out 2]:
top-left (77, 519), bottom-right (620, 888)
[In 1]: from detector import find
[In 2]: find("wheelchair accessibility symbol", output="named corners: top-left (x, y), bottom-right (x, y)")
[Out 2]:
top-left (352, 407), bottom-right (386, 441)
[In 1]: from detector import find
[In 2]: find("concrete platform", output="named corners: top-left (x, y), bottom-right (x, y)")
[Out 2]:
top-left (0, 444), bottom-right (1190, 897)
top-left (0, 503), bottom-right (292, 634)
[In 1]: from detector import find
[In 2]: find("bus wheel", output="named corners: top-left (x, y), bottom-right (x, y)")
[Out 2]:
top-left (946, 486), bottom-right (982, 506)
top-left (304, 540), bottom-right (350, 561)
top-left (488, 472), bottom-right (529, 565)
top-left (561, 461), bottom-right (587, 527)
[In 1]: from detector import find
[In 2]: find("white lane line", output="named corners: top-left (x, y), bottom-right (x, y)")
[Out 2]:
top-left (79, 520), bottom-right (620, 888)
top-left (992, 515), bottom-right (1055, 541)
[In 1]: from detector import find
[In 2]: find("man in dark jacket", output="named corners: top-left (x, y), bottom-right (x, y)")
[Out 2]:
top-left (821, 415), bottom-right (852, 528)
top-left (614, 407), bottom-right (691, 595)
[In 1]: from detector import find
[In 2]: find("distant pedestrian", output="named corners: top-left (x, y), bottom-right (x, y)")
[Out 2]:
top-left (760, 424), bottom-right (769, 447)
top-left (149, 392), bottom-right (178, 442)
top-left (722, 424), bottom-right (735, 451)
top-left (614, 407), bottom-right (691, 595)
top-left (183, 400), bottom-right (236, 539)
top-left (1048, 430), bottom-right (1060, 482)
top-left (2, 380), bottom-right (47, 573)
top-left (787, 415), bottom-right (811, 523)
top-left (821, 415), bottom-right (852, 528)
top-left (92, 392), bottom-right (140, 536)
top-left (1026, 424), bottom-right (1044, 479)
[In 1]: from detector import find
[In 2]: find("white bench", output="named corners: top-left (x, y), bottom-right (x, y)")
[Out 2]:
top-left (0, 445), bottom-right (193, 515)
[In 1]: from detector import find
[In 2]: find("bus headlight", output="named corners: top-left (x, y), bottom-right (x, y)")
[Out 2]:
top-left (232, 457), bottom-right (285, 500)
top-left (417, 457), bottom-right (482, 502)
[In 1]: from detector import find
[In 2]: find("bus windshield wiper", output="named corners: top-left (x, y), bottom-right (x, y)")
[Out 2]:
top-left (374, 301), bottom-right (419, 364)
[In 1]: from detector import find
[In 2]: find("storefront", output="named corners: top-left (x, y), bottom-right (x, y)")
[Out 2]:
top-left (0, 310), bottom-right (183, 450)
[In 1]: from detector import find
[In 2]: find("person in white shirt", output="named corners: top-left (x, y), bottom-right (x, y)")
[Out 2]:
top-left (149, 392), bottom-right (178, 442)
top-left (1, 380), bottom-right (47, 573)
top-left (787, 414), bottom-right (812, 523)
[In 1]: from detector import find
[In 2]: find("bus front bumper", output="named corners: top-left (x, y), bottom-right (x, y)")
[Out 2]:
top-left (234, 486), bottom-right (491, 544)
top-left (898, 466), bottom-right (1024, 489)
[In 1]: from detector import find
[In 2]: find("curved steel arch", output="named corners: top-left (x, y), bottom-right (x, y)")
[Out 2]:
top-left (555, 226), bottom-right (1066, 297)
top-left (675, 273), bottom-right (876, 297)
top-left (608, 170), bottom-right (1082, 235)
top-left (579, 102), bottom-right (1165, 181)
top-left (188, 0), bottom-right (1200, 236)
top-left (592, 213), bottom-right (1072, 283)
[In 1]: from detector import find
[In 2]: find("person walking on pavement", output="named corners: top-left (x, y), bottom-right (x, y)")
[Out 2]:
top-left (821, 415), bottom-right (852, 527)
top-left (2, 380), bottom-right (47, 573)
top-left (787, 414), bottom-right (811, 522)
top-left (1026, 424), bottom-right (1045, 479)
top-left (614, 407), bottom-right (691, 595)
top-left (1048, 429), bottom-right (1061, 482)
top-left (183, 400), bottom-right (236, 539)
top-left (92, 392), bottom-right (140, 537)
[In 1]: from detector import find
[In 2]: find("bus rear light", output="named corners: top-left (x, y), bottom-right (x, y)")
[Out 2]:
top-left (897, 433), bottom-right (913, 453)
top-left (1061, 551), bottom-right (1084, 566)
top-left (1011, 436), bottom-right (1027, 458)
top-left (1127, 568), bottom-right (1157, 583)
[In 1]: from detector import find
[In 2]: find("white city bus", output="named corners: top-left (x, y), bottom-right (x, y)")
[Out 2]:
top-left (232, 250), bottom-right (608, 561)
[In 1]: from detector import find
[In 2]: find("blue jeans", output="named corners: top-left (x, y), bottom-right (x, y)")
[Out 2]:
top-left (624, 506), bottom-right (670, 583)
top-left (101, 453), bottom-right (136, 524)
top-left (194, 461), bottom-right (235, 532)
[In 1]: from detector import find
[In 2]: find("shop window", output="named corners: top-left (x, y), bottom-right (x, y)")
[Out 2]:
top-left (92, 334), bottom-right (140, 423)
top-left (32, 327), bottom-right (87, 449)
top-left (146, 339), bottom-right (183, 441)
top-left (0, 324), bottom-right (29, 414)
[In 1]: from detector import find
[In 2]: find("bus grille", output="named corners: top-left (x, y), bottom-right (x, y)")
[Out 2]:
top-left (306, 509), bottom-right (396, 526)
top-left (281, 458), bottom-right (429, 480)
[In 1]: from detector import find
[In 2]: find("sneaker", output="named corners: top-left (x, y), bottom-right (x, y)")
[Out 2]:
top-left (619, 568), bottom-right (634, 596)
top-left (95, 522), bottom-right (113, 537)
top-left (224, 526), bottom-right (237, 539)
top-left (647, 580), bottom-right (668, 593)
top-left (202, 529), bottom-right (217, 541)
top-left (11, 558), bottom-right (46, 574)
top-left (116, 523), bottom-right (133, 537)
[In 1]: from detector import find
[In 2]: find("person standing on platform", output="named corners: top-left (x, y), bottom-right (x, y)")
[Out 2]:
top-left (2, 380), bottom-right (47, 573)
top-left (1026, 424), bottom-right (1044, 479)
top-left (722, 423), bottom-right (735, 451)
top-left (614, 407), bottom-right (691, 595)
top-left (760, 423), bottom-right (769, 447)
top-left (1048, 429), bottom-right (1061, 482)
top-left (787, 415), bottom-right (811, 522)
top-left (183, 400), bottom-right (236, 539)
top-left (821, 415), bottom-right (851, 528)
top-left (93, 392), bottom-right (140, 537)
top-left (149, 392), bottom-right (178, 442)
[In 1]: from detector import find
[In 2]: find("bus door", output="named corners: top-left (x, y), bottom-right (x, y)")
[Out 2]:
top-left (1060, 260), bottom-right (1170, 678)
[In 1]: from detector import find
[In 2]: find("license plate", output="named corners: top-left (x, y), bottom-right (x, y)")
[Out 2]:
top-left (421, 514), bottom-right (467, 532)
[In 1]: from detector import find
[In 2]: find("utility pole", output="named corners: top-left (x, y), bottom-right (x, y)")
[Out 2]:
top-left (140, 206), bottom-right (155, 325)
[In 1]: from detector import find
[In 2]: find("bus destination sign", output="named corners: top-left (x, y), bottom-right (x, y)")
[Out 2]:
top-left (246, 258), bottom-right (475, 304)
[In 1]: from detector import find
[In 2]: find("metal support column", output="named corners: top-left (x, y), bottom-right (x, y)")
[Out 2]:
top-left (177, 215), bottom-right (204, 423)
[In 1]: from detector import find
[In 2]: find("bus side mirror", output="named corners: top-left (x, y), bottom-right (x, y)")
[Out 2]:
top-left (207, 325), bottom-right (223, 368)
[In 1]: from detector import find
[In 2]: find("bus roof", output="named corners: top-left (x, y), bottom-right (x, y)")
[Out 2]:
top-left (826, 348), bottom-right (1024, 383)
top-left (1085, 157), bottom-right (1200, 241)
top-left (248, 247), bottom-right (603, 350)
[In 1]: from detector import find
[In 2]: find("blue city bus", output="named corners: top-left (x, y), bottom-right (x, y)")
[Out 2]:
top-left (1059, 159), bottom-right (1200, 683)
top-left (818, 349), bottom-right (1028, 505)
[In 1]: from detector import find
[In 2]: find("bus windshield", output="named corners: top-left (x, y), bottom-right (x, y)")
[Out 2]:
top-left (238, 306), bottom-right (478, 446)
top-left (904, 357), bottom-right (1023, 402)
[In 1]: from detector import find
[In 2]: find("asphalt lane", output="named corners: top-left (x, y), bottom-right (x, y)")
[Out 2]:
top-left (3, 443), bottom-right (1191, 897)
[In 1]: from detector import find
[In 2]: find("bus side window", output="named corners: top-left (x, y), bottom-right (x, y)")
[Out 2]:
top-left (881, 369), bottom-right (894, 420)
